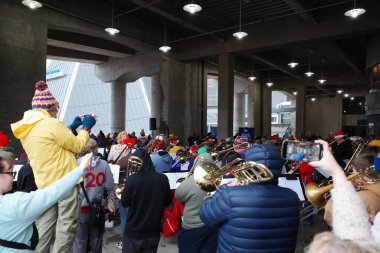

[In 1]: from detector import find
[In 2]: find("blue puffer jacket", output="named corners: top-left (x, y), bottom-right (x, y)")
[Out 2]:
top-left (200, 143), bottom-right (301, 253)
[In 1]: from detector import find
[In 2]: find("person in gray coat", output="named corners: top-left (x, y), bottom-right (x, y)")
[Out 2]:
top-left (73, 138), bottom-right (114, 253)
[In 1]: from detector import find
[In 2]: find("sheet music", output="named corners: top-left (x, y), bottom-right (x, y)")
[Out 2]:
top-left (109, 164), bottom-right (120, 184)
top-left (278, 177), bottom-right (305, 201)
top-left (164, 172), bottom-right (189, 189)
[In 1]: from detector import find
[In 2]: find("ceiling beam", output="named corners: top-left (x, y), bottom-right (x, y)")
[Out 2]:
top-left (282, 0), bottom-right (317, 25)
top-left (128, 0), bottom-right (223, 42)
top-left (250, 54), bottom-right (300, 79)
top-left (329, 42), bottom-right (363, 75)
top-left (47, 46), bottom-right (108, 64)
top-left (177, 1), bottom-right (380, 61)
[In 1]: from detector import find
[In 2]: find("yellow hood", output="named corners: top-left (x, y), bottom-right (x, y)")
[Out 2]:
top-left (11, 109), bottom-right (50, 140)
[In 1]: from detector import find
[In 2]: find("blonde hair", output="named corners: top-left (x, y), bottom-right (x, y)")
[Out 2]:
top-left (306, 232), bottom-right (371, 253)
top-left (117, 131), bottom-right (128, 144)
top-left (82, 138), bottom-right (98, 154)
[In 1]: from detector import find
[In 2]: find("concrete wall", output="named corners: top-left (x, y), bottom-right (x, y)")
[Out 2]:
top-left (0, 1), bottom-right (47, 151)
top-left (305, 96), bottom-right (342, 137)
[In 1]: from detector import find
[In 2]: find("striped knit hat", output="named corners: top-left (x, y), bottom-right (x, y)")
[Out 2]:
top-left (31, 81), bottom-right (58, 110)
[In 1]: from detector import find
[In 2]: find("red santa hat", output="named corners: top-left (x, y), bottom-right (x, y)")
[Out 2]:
top-left (153, 139), bottom-right (165, 150)
top-left (169, 136), bottom-right (179, 146)
top-left (0, 131), bottom-right (10, 147)
top-left (190, 145), bottom-right (200, 154)
top-left (334, 130), bottom-right (344, 139)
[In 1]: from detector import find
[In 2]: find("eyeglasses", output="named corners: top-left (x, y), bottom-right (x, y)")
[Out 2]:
top-left (0, 172), bottom-right (15, 176)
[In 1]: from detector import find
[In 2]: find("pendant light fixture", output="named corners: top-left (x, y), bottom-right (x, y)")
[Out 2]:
top-left (183, 1), bottom-right (202, 14)
top-left (337, 89), bottom-right (343, 94)
top-left (159, 19), bottom-right (172, 53)
top-left (105, 0), bottom-right (120, 35)
top-left (304, 54), bottom-right (314, 77)
top-left (248, 63), bottom-right (256, 81)
top-left (288, 49), bottom-right (299, 68)
top-left (233, 0), bottom-right (248, 39)
top-left (318, 62), bottom-right (326, 84)
top-left (293, 91), bottom-right (297, 96)
top-left (311, 97), bottom-right (316, 102)
top-left (266, 71), bottom-right (273, 87)
top-left (22, 0), bottom-right (42, 9)
top-left (345, 0), bottom-right (366, 18)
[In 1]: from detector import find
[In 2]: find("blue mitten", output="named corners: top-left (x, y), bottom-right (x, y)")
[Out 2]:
top-left (82, 115), bottom-right (96, 130)
top-left (68, 116), bottom-right (82, 130)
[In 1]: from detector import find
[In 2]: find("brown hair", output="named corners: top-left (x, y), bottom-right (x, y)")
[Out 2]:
top-left (0, 156), bottom-right (15, 173)
top-left (352, 150), bottom-right (376, 171)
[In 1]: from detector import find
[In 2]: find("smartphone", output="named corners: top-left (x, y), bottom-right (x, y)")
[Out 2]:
top-left (281, 140), bottom-right (322, 162)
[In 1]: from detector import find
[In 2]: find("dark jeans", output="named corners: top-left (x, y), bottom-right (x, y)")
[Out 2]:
top-left (122, 234), bottom-right (160, 253)
top-left (178, 225), bottom-right (218, 253)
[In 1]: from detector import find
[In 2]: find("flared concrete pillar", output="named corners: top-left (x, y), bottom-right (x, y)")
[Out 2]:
top-left (253, 82), bottom-right (262, 136)
top-left (150, 74), bottom-right (162, 135)
top-left (247, 84), bottom-right (255, 128)
top-left (262, 86), bottom-right (272, 137)
top-left (218, 53), bottom-right (234, 139)
top-left (110, 82), bottom-right (126, 133)
top-left (233, 93), bottom-right (245, 134)
top-left (296, 84), bottom-right (305, 135)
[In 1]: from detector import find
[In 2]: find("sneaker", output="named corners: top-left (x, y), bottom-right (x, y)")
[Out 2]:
top-left (115, 242), bottom-right (122, 250)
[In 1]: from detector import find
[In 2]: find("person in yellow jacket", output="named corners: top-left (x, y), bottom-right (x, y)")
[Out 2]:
top-left (10, 81), bottom-right (96, 253)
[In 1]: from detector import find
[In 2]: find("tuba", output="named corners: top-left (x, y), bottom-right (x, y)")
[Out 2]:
top-left (305, 165), bottom-right (377, 207)
top-left (193, 158), bottom-right (273, 192)
top-left (115, 156), bottom-right (144, 199)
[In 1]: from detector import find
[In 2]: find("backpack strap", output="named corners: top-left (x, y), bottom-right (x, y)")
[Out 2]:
top-left (0, 223), bottom-right (38, 250)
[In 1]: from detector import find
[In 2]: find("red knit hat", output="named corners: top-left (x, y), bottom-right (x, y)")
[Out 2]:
top-left (190, 145), bottom-right (200, 154)
top-left (153, 139), bottom-right (165, 150)
top-left (31, 81), bottom-right (58, 110)
top-left (0, 131), bottom-right (10, 147)
top-left (334, 130), bottom-right (344, 139)
top-left (169, 136), bottom-right (179, 146)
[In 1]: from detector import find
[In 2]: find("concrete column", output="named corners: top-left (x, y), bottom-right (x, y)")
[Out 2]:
top-left (218, 53), bottom-right (234, 139)
top-left (0, 1), bottom-right (47, 152)
top-left (262, 86), bottom-right (272, 137)
top-left (233, 93), bottom-right (245, 133)
top-left (296, 84), bottom-right (306, 135)
top-left (253, 82), bottom-right (262, 136)
top-left (247, 84), bottom-right (255, 128)
top-left (110, 82), bottom-right (126, 133)
top-left (150, 74), bottom-right (162, 135)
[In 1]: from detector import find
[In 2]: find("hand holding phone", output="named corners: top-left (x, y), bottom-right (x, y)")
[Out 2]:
top-left (281, 140), bottom-right (322, 162)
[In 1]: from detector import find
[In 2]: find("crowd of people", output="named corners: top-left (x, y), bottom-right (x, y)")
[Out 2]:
top-left (0, 80), bottom-right (380, 253)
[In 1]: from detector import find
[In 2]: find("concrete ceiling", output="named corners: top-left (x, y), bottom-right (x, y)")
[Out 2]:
top-left (38, 0), bottom-right (380, 96)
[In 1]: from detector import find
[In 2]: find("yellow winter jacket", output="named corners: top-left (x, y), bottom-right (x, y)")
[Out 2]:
top-left (11, 109), bottom-right (89, 189)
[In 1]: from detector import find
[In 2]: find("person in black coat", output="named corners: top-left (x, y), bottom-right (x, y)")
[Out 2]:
top-left (121, 148), bottom-right (171, 253)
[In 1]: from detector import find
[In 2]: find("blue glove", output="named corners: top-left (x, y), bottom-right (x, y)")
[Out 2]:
top-left (68, 116), bottom-right (82, 130)
top-left (82, 115), bottom-right (96, 130)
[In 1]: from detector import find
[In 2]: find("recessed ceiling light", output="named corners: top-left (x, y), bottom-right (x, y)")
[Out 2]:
top-left (305, 71), bottom-right (314, 77)
top-left (266, 82), bottom-right (273, 87)
top-left (183, 3), bottom-right (202, 14)
top-left (22, 0), bottom-right (42, 9)
top-left (159, 45), bottom-right (172, 53)
top-left (248, 76), bottom-right (256, 81)
top-left (318, 79), bottom-right (326, 84)
top-left (288, 62), bottom-right (299, 68)
top-left (104, 27), bottom-right (120, 35)
top-left (337, 90), bottom-right (343, 94)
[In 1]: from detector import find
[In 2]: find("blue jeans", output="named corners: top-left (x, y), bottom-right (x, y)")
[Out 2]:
top-left (118, 200), bottom-right (129, 234)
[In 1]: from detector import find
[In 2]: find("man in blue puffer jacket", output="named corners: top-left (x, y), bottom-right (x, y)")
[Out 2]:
top-left (200, 142), bottom-right (301, 253)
